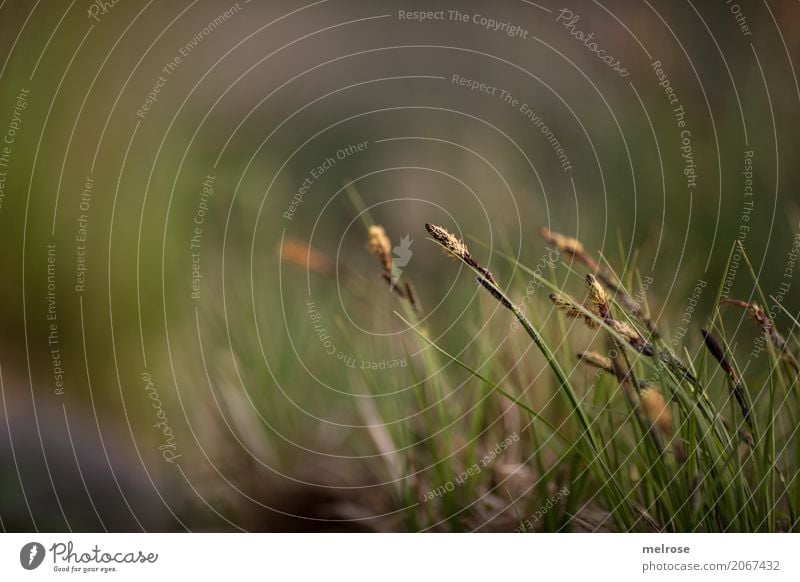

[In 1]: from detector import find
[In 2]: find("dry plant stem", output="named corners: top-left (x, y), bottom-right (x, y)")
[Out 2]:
top-left (425, 223), bottom-right (632, 522)
top-left (719, 415), bottom-right (755, 449)
top-left (701, 329), bottom-right (753, 432)
top-left (722, 299), bottom-right (786, 349)
top-left (721, 298), bottom-right (798, 373)
top-left (634, 505), bottom-right (661, 532)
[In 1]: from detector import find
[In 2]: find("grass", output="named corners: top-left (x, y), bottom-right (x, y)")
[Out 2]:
top-left (279, 209), bottom-right (799, 532)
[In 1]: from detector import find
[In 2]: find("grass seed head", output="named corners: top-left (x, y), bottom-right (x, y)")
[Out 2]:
top-left (577, 351), bottom-right (613, 373)
top-left (701, 328), bottom-right (752, 428)
top-left (586, 274), bottom-right (610, 317)
top-left (367, 225), bottom-right (419, 310)
top-left (540, 227), bottom-right (585, 256)
top-left (280, 239), bottom-right (337, 277)
top-left (608, 319), bottom-right (652, 354)
top-left (640, 388), bottom-right (673, 438)
top-left (425, 223), bottom-right (468, 261)
top-left (608, 319), bottom-right (639, 342)
top-left (425, 223), bottom-right (496, 284)
top-left (368, 225), bottom-right (393, 272)
top-left (701, 328), bottom-right (738, 382)
top-left (549, 293), bottom-right (599, 328)
top-left (721, 298), bottom-right (788, 352)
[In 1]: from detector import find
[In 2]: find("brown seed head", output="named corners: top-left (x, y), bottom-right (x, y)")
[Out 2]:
top-left (425, 223), bottom-right (496, 284)
top-left (607, 319), bottom-right (652, 354)
top-left (549, 293), bottom-right (600, 328)
top-left (577, 351), bottom-right (613, 373)
top-left (721, 298), bottom-right (788, 351)
top-left (549, 292), bottom-right (585, 318)
top-left (425, 223), bottom-right (467, 260)
top-left (722, 299), bottom-right (768, 326)
top-left (640, 388), bottom-right (673, 438)
top-left (586, 274), bottom-right (610, 315)
top-left (607, 319), bottom-right (640, 342)
top-left (540, 227), bottom-right (584, 256)
top-left (368, 225), bottom-right (392, 272)
top-left (701, 328), bottom-right (752, 428)
top-left (701, 328), bottom-right (738, 383)
top-left (280, 239), bottom-right (337, 277)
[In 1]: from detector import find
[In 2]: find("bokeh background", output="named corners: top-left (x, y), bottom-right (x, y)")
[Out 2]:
top-left (0, 0), bottom-right (799, 531)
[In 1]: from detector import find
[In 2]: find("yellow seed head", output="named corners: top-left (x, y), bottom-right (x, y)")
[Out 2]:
top-left (549, 293), bottom-right (583, 318)
top-left (425, 223), bottom-right (468, 260)
top-left (577, 351), bottom-right (613, 372)
top-left (368, 225), bottom-right (391, 256)
top-left (586, 274), bottom-right (609, 310)
top-left (549, 293), bottom-right (599, 328)
top-left (540, 227), bottom-right (585, 256)
top-left (608, 319), bottom-right (642, 343)
top-left (640, 388), bottom-right (673, 437)
top-left (280, 239), bottom-right (336, 277)
top-left (367, 225), bottom-right (392, 271)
